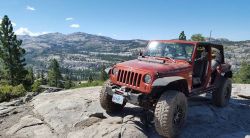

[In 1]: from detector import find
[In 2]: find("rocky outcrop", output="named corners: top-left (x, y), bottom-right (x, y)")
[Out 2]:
top-left (31, 87), bottom-right (105, 134)
top-left (0, 99), bottom-right (22, 118)
top-left (30, 87), bottom-right (147, 137)
top-left (0, 92), bottom-right (39, 118)
top-left (232, 84), bottom-right (250, 99)
top-left (6, 115), bottom-right (56, 138)
top-left (1, 85), bottom-right (250, 138)
top-left (68, 116), bottom-right (147, 138)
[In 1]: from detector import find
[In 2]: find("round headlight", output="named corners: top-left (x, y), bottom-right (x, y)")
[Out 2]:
top-left (112, 68), bottom-right (119, 76)
top-left (144, 74), bottom-right (152, 84)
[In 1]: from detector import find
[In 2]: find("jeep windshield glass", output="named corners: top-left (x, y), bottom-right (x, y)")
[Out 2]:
top-left (145, 42), bottom-right (194, 60)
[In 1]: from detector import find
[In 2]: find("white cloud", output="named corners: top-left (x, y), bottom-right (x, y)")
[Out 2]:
top-left (98, 33), bottom-right (102, 35)
top-left (70, 24), bottom-right (80, 28)
top-left (12, 22), bottom-right (16, 27)
top-left (15, 27), bottom-right (48, 36)
top-left (26, 6), bottom-right (36, 11)
top-left (65, 17), bottom-right (74, 21)
top-left (113, 34), bottom-right (117, 37)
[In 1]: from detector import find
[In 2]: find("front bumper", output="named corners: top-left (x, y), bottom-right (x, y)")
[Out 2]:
top-left (106, 84), bottom-right (142, 105)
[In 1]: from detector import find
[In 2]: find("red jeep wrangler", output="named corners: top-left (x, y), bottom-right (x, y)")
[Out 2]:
top-left (100, 40), bottom-right (232, 137)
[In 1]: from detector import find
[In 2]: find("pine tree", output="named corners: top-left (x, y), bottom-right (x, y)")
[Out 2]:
top-left (100, 64), bottom-right (108, 81)
top-left (23, 67), bottom-right (35, 90)
top-left (64, 73), bottom-right (73, 89)
top-left (88, 73), bottom-right (93, 83)
top-left (27, 67), bottom-right (35, 84)
top-left (41, 69), bottom-right (46, 85)
top-left (25, 67), bottom-right (34, 85)
top-left (36, 71), bottom-right (41, 80)
top-left (179, 31), bottom-right (186, 40)
top-left (0, 15), bottom-right (27, 86)
top-left (48, 59), bottom-right (62, 87)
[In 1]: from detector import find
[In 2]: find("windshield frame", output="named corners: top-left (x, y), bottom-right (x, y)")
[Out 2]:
top-left (144, 41), bottom-right (195, 61)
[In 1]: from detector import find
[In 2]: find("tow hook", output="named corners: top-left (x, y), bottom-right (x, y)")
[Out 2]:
top-left (112, 87), bottom-right (140, 105)
top-left (114, 86), bottom-right (131, 96)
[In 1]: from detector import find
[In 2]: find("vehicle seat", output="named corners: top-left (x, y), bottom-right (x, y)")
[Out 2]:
top-left (193, 60), bottom-right (204, 85)
top-left (193, 52), bottom-right (208, 86)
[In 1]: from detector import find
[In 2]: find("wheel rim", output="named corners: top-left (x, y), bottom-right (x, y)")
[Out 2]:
top-left (173, 105), bottom-right (184, 127)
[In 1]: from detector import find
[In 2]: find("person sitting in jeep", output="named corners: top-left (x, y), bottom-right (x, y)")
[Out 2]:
top-left (211, 48), bottom-right (222, 71)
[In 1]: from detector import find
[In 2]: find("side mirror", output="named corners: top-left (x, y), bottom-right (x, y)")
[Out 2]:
top-left (187, 59), bottom-right (192, 64)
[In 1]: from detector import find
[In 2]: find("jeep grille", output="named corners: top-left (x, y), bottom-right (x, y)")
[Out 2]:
top-left (117, 69), bottom-right (142, 87)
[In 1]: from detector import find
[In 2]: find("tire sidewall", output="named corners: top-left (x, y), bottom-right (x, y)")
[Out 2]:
top-left (99, 80), bottom-right (126, 112)
top-left (213, 77), bottom-right (232, 107)
top-left (154, 90), bottom-right (188, 138)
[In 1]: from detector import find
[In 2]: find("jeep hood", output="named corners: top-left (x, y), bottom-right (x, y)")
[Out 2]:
top-left (115, 59), bottom-right (191, 74)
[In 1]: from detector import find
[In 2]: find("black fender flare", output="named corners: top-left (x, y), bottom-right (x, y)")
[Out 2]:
top-left (152, 76), bottom-right (185, 86)
top-left (152, 76), bottom-right (189, 96)
top-left (220, 64), bottom-right (233, 78)
top-left (223, 70), bottom-right (233, 78)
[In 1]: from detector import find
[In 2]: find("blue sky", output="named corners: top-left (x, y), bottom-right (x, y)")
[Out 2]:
top-left (0, 0), bottom-right (249, 40)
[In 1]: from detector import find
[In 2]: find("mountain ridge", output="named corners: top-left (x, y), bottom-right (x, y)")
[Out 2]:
top-left (17, 32), bottom-right (250, 72)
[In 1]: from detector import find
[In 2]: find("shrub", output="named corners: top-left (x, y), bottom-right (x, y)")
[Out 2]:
top-left (0, 85), bottom-right (12, 102)
top-left (0, 84), bottom-right (26, 102)
top-left (64, 80), bottom-right (75, 89)
top-left (233, 62), bottom-right (250, 84)
top-left (32, 80), bottom-right (42, 92)
top-left (0, 79), bottom-right (9, 85)
top-left (12, 84), bottom-right (26, 96)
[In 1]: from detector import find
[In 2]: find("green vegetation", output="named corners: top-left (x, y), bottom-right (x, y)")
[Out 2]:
top-left (60, 68), bottom-right (100, 81)
top-left (191, 34), bottom-right (205, 41)
top-left (23, 67), bottom-right (35, 91)
top-left (0, 84), bottom-right (26, 102)
top-left (100, 64), bottom-right (108, 81)
top-left (40, 70), bottom-right (47, 85)
top-left (179, 31), bottom-right (187, 40)
top-left (233, 62), bottom-right (250, 84)
top-left (33, 59), bottom-right (107, 90)
top-left (0, 15), bottom-right (31, 102)
top-left (32, 80), bottom-right (42, 92)
top-left (48, 59), bottom-right (63, 87)
top-left (88, 74), bottom-right (94, 83)
top-left (64, 74), bottom-right (74, 89)
top-left (0, 15), bottom-right (28, 86)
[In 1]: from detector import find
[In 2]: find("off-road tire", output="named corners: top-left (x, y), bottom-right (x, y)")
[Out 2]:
top-left (154, 90), bottom-right (188, 138)
top-left (212, 78), bottom-right (232, 107)
top-left (99, 80), bottom-right (126, 113)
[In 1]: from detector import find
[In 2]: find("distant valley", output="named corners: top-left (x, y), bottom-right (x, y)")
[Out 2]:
top-left (19, 32), bottom-right (146, 75)
top-left (20, 32), bottom-right (147, 55)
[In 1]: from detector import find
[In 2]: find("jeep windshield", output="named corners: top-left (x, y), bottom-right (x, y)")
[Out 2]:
top-left (144, 41), bottom-right (194, 60)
